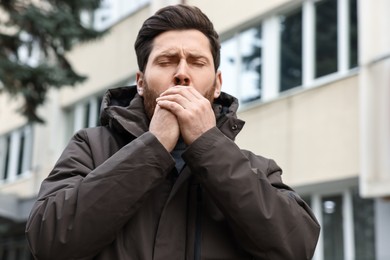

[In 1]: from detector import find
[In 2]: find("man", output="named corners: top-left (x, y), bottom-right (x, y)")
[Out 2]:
top-left (26, 4), bottom-right (320, 260)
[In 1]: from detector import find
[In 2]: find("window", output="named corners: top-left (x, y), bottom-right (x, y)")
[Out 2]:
top-left (280, 8), bottom-right (303, 91)
top-left (0, 125), bottom-right (33, 183)
top-left (220, 26), bottom-right (262, 104)
top-left (220, 37), bottom-right (239, 99)
top-left (313, 0), bottom-right (358, 79)
top-left (0, 236), bottom-right (33, 260)
top-left (83, 0), bottom-right (150, 31)
top-left (322, 195), bottom-right (344, 260)
top-left (352, 187), bottom-right (376, 260)
top-left (315, 0), bottom-right (338, 78)
top-left (239, 27), bottom-right (262, 102)
top-left (66, 94), bottom-right (104, 137)
top-left (302, 186), bottom-right (376, 260)
top-left (349, 0), bottom-right (358, 68)
top-left (219, 0), bottom-right (358, 104)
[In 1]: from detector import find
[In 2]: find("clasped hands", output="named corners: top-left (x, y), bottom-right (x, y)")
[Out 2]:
top-left (149, 85), bottom-right (216, 152)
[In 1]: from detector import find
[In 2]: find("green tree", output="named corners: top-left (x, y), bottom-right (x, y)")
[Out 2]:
top-left (0, 0), bottom-right (107, 123)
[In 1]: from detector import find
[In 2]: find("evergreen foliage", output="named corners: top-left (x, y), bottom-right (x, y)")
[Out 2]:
top-left (0, 0), bottom-right (106, 123)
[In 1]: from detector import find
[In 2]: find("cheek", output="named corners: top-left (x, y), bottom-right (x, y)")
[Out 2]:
top-left (196, 72), bottom-right (217, 94)
top-left (145, 69), bottom-right (173, 92)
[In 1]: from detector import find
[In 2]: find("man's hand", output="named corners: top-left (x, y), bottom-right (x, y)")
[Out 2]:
top-left (156, 86), bottom-right (216, 145)
top-left (149, 104), bottom-right (180, 152)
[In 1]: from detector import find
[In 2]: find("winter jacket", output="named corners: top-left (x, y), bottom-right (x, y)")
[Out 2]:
top-left (26, 86), bottom-right (320, 260)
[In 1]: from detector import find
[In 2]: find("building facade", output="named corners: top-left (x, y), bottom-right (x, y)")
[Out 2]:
top-left (0, 0), bottom-right (389, 259)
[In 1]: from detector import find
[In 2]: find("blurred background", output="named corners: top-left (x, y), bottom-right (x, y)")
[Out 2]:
top-left (0, 0), bottom-right (389, 259)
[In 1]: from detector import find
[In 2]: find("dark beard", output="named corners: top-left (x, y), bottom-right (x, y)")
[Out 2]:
top-left (142, 78), bottom-right (217, 119)
top-left (142, 82), bottom-right (160, 119)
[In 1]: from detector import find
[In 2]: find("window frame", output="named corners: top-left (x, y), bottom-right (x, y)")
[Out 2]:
top-left (220, 24), bottom-right (263, 104)
top-left (88, 0), bottom-right (151, 31)
top-left (299, 180), bottom-right (375, 260)
top-left (219, 0), bottom-right (358, 105)
top-left (0, 125), bottom-right (33, 184)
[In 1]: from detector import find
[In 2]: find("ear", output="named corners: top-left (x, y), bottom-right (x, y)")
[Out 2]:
top-left (136, 71), bottom-right (145, 96)
top-left (213, 70), bottom-right (222, 98)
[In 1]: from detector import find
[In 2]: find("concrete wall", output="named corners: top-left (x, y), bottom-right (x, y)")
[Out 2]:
top-left (60, 6), bottom-right (151, 107)
top-left (236, 76), bottom-right (359, 186)
top-left (359, 0), bottom-right (390, 197)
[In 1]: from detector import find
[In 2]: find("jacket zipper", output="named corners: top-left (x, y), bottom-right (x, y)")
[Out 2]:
top-left (194, 184), bottom-right (202, 260)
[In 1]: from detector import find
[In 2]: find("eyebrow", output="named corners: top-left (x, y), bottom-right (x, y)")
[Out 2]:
top-left (154, 49), bottom-right (210, 61)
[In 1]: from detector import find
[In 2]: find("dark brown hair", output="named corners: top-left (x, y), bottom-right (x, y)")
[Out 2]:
top-left (134, 4), bottom-right (220, 72)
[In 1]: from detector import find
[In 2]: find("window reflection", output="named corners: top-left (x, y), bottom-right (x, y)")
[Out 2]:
top-left (220, 0), bottom-right (358, 100)
top-left (315, 0), bottom-right (338, 78)
top-left (239, 27), bottom-right (262, 103)
top-left (349, 0), bottom-right (358, 68)
top-left (220, 37), bottom-right (239, 99)
top-left (0, 126), bottom-right (33, 181)
top-left (220, 26), bottom-right (262, 104)
top-left (280, 8), bottom-right (303, 92)
top-left (84, 102), bottom-right (91, 129)
top-left (322, 195), bottom-right (344, 260)
top-left (96, 96), bottom-right (103, 126)
top-left (352, 187), bottom-right (376, 260)
top-left (3, 136), bottom-right (11, 180)
top-left (17, 132), bottom-right (25, 176)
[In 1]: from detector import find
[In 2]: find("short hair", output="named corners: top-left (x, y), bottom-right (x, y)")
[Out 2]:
top-left (134, 4), bottom-right (220, 72)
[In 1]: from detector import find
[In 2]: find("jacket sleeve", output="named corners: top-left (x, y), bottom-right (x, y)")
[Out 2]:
top-left (182, 127), bottom-right (320, 260)
top-left (25, 129), bottom-right (175, 260)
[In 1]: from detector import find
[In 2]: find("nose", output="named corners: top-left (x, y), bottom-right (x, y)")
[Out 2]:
top-left (174, 60), bottom-right (190, 86)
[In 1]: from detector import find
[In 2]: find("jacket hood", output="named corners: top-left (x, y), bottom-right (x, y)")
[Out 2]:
top-left (100, 85), bottom-right (245, 140)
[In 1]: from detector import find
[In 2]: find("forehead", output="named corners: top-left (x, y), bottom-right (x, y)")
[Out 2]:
top-left (150, 29), bottom-right (212, 58)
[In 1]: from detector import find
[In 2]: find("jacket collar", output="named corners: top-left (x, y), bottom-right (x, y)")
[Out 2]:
top-left (100, 85), bottom-right (245, 140)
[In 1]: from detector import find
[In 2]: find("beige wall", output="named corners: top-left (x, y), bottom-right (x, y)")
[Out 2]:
top-left (358, 0), bottom-right (390, 197)
top-left (236, 76), bottom-right (360, 186)
top-left (0, 94), bottom-right (27, 135)
top-left (60, 6), bottom-right (151, 107)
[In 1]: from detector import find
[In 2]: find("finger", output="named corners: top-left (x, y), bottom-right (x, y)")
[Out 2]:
top-left (160, 85), bottom-right (203, 100)
top-left (157, 86), bottom-right (196, 109)
top-left (156, 93), bottom-right (192, 110)
top-left (157, 99), bottom-right (187, 114)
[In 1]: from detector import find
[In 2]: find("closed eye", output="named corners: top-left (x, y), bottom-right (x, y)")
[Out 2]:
top-left (188, 57), bottom-right (207, 67)
top-left (155, 55), bottom-right (179, 67)
top-left (192, 61), bottom-right (206, 67)
top-left (156, 58), bottom-right (174, 66)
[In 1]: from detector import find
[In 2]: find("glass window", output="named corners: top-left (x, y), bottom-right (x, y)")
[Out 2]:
top-left (220, 0), bottom-right (359, 101)
top-left (2, 136), bottom-right (11, 180)
top-left (220, 26), bottom-right (262, 104)
top-left (239, 27), bottom-right (262, 103)
top-left (92, 0), bottom-right (150, 31)
top-left (220, 37), bottom-right (239, 99)
top-left (303, 186), bottom-right (376, 259)
top-left (0, 237), bottom-right (33, 260)
top-left (315, 0), bottom-right (338, 78)
top-left (96, 96), bottom-right (103, 126)
top-left (84, 101), bottom-right (91, 129)
top-left (0, 125), bottom-right (33, 183)
top-left (17, 132), bottom-right (25, 176)
top-left (322, 194), bottom-right (344, 260)
top-left (66, 94), bottom-right (104, 137)
top-left (280, 8), bottom-right (303, 92)
top-left (349, 0), bottom-right (358, 68)
top-left (352, 187), bottom-right (376, 260)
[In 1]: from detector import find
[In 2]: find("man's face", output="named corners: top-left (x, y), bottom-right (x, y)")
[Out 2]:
top-left (136, 29), bottom-right (222, 118)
